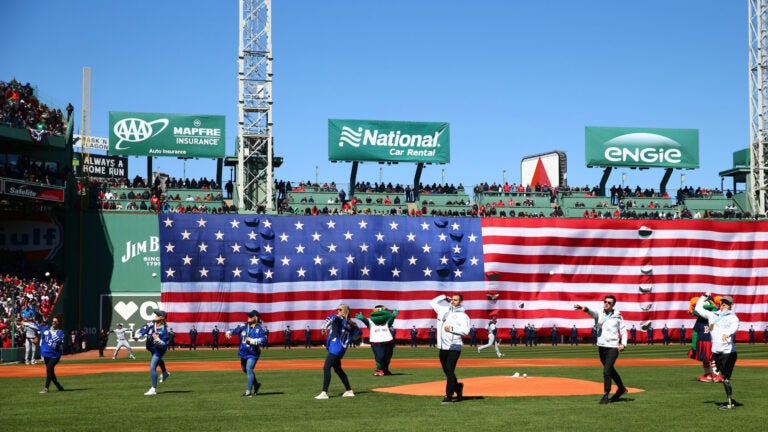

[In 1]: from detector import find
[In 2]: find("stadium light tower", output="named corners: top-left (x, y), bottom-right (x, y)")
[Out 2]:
top-left (237, 0), bottom-right (274, 211)
top-left (749, 0), bottom-right (768, 217)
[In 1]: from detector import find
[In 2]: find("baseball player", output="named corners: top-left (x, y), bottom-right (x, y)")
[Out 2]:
top-left (111, 323), bottom-right (136, 360)
top-left (22, 317), bottom-right (41, 365)
top-left (477, 312), bottom-right (504, 358)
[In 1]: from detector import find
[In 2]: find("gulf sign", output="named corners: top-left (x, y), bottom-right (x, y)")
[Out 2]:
top-left (585, 127), bottom-right (699, 169)
top-left (0, 212), bottom-right (63, 261)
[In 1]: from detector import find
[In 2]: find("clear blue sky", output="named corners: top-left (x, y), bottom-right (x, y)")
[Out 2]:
top-left (4, 1), bottom-right (747, 193)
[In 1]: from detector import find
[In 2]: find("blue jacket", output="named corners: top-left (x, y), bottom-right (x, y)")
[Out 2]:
top-left (136, 323), bottom-right (170, 356)
top-left (40, 325), bottom-right (64, 359)
top-left (323, 315), bottom-right (361, 357)
top-left (228, 323), bottom-right (267, 360)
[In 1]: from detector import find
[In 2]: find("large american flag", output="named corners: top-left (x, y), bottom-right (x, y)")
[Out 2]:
top-left (159, 215), bottom-right (768, 344)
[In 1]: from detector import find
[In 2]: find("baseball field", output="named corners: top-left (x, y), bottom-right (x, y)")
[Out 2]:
top-left (2, 343), bottom-right (766, 431)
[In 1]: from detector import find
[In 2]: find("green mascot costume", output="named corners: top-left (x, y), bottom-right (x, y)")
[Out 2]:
top-left (356, 305), bottom-right (398, 376)
top-left (688, 296), bottom-right (722, 382)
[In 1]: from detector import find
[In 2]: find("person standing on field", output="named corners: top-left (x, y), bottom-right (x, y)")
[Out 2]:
top-left (430, 293), bottom-right (470, 404)
top-left (39, 314), bottom-right (65, 393)
top-left (188, 325), bottom-right (197, 350)
top-left (211, 325), bottom-right (220, 350)
top-left (135, 310), bottom-right (170, 396)
top-left (284, 325), bottom-right (292, 349)
top-left (98, 329), bottom-right (109, 357)
top-left (226, 310), bottom-right (267, 397)
top-left (314, 304), bottom-right (361, 399)
top-left (574, 295), bottom-right (628, 404)
top-left (695, 293), bottom-right (740, 410)
top-left (111, 323), bottom-right (135, 359)
top-left (477, 313), bottom-right (503, 358)
top-left (22, 317), bottom-right (40, 365)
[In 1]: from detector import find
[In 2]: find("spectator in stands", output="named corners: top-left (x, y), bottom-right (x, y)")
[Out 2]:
top-left (1, 79), bottom-right (67, 135)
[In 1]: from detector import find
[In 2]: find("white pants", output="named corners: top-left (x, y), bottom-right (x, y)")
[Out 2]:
top-left (478, 334), bottom-right (502, 357)
top-left (25, 339), bottom-right (38, 363)
top-left (113, 340), bottom-right (135, 358)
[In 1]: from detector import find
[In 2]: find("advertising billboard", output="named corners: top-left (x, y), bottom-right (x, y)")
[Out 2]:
top-left (585, 126), bottom-right (699, 169)
top-left (109, 112), bottom-right (225, 158)
top-left (328, 119), bottom-right (450, 164)
top-left (1, 179), bottom-right (65, 203)
top-left (100, 293), bottom-right (162, 344)
top-left (73, 135), bottom-right (110, 152)
top-left (74, 154), bottom-right (128, 179)
top-left (0, 212), bottom-right (63, 261)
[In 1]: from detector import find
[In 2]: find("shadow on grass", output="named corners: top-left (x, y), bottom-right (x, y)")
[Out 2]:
top-left (608, 397), bottom-right (634, 403)
top-left (704, 399), bottom-right (744, 408)
top-left (250, 391), bottom-right (285, 396)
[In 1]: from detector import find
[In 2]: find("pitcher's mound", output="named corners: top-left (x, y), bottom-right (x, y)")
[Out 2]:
top-left (373, 375), bottom-right (643, 397)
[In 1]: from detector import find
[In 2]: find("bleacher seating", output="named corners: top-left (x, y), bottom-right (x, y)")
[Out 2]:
top-left (682, 197), bottom-right (746, 219)
top-left (473, 191), bottom-right (557, 217)
top-left (284, 187), bottom-right (472, 216)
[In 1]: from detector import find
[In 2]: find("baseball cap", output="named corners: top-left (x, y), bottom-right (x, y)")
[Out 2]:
top-left (720, 295), bottom-right (734, 305)
top-left (153, 310), bottom-right (167, 318)
top-left (247, 310), bottom-right (260, 318)
top-left (117, 323), bottom-right (123, 327)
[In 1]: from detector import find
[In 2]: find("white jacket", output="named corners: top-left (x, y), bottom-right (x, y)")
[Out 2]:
top-left (585, 306), bottom-right (627, 348)
top-left (694, 295), bottom-right (739, 354)
top-left (430, 295), bottom-right (470, 351)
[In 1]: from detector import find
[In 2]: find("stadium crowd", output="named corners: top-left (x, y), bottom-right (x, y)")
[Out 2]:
top-left (0, 262), bottom-right (62, 350)
top-left (1, 78), bottom-right (69, 135)
top-left (77, 176), bottom-right (231, 213)
top-left (0, 154), bottom-right (68, 186)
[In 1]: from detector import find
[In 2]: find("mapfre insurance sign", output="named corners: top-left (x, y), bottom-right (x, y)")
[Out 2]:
top-left (109, 112), bottom-right (225, 158)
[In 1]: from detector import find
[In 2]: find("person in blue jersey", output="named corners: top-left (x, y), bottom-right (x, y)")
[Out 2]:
top-left (134, 310), bottom-right (170, 396)
top-left (226, 310), bottom-right (268, 397)
top-left (430, 293), bottom-right (471, 404)
top-left (39, 314), bottom-right (65, 393)
top-left (315, 304), bottom-right (361, 399)
top-left (574, 295), bottom-right (628, 404)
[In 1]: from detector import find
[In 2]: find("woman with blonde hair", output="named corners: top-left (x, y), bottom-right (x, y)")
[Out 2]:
top-left (315, 303), bottom-right (361, 399)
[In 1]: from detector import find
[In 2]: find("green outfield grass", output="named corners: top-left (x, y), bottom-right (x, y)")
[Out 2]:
top-left (3, 344), bottom-right (767, 432)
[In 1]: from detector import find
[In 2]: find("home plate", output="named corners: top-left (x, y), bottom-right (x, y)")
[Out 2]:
top-left (373, 376), bottom-right (643, 397)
